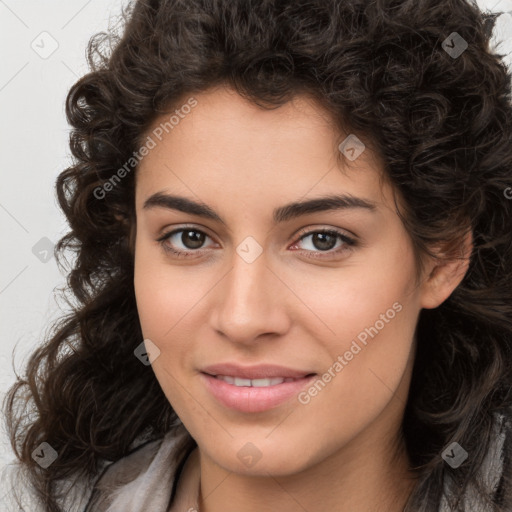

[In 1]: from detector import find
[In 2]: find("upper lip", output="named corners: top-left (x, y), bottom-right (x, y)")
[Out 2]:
top-left (201, 363), bottom-right (315, 380)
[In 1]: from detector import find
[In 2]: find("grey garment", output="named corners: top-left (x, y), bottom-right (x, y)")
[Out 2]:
top-left (439, 412), bottom-right (508, 512)
top-left (83, 415), bottom-right (508, 512)
top-left (83, 423), bottom-right (194, 512)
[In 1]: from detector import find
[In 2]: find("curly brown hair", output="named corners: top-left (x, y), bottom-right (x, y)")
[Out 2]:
top-left (3, 0), bottom-right (512, 510)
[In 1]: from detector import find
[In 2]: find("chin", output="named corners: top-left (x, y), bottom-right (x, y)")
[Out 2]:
top-left (202, 437), bottom-right (314, 477)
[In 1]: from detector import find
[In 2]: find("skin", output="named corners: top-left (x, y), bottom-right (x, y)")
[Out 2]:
top-left (132, 84), bottom-right (471, 512)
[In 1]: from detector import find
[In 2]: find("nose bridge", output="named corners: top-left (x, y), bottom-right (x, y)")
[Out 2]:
top-left (224, 246), bottom-right (273, 317)
top-left (212, 239), bottom-right (288, 342)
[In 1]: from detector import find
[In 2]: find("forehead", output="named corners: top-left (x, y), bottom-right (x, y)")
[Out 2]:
top-left (135, 85), bottom-right (390, 209)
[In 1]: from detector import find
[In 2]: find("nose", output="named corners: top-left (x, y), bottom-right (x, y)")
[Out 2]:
top-left (209, 243), bottom-right (291, 345)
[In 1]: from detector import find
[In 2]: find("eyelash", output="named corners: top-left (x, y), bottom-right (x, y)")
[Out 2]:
top-left (156, 226), bottom-right (357, 260)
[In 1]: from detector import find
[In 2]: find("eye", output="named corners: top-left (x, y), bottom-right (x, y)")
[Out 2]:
top-left (156, 227), bottom-right (216, 258)
top-left (289, 228), bottom-right (356, 259)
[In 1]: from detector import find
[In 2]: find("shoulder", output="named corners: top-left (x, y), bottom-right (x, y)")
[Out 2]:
top-left (84, 424), bottom-right (195, 512)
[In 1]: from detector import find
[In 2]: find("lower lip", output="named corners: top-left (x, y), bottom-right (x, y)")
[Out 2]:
top-left (200, 372), bottom-right (316, 413)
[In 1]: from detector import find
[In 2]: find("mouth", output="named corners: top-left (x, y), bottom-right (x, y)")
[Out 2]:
top-left (199, 370), bottom-right (317, 413)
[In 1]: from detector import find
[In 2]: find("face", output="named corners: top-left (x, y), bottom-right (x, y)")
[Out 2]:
top-left (133, 85), bottom-right (427, 478)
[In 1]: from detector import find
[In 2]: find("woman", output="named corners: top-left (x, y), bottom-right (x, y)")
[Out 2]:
top-left (3, 0), bottom-right (512, 511)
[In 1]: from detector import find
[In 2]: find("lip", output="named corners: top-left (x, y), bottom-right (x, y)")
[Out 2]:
top-left (201, 363), bottom-right (314, 380)
top-left (200, 371), bottom-right (317, 413)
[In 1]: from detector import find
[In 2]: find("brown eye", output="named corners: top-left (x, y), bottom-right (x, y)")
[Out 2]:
top-left (157, 228), bottom-right (215, 258)
top-left (290, 228), bottom-right (357, 260)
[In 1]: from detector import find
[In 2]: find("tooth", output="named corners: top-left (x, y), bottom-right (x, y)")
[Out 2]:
top-left (250, 379), bottom-right (268, 387)
top-left (234, 377), bottom-right (252, 386)
top-left (251, 377), bottom-right (284, 387)
top-left (218, 375), bottom-right (235, 384)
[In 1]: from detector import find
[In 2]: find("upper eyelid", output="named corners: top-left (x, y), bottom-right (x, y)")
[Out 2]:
top-left (294, 225), bottom-right (356, 241)
top-left (158, 224), bottom-right (217, 242)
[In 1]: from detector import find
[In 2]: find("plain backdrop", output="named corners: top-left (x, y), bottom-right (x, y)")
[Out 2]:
top-left (0, 0), bottom-right (511, 508)
top-left (0, 0), bottom-right (128, 504)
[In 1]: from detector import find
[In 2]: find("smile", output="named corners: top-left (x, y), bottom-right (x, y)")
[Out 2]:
top-left (200, 372), bottom-right (317, 413)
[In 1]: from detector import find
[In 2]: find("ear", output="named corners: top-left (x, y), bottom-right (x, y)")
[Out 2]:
top-left (419, 229), bottom-right (473, 309)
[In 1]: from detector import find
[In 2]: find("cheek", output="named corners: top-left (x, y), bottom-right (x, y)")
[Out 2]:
top-left (133, 253), bottom-right (196, 411)
top-left (281, 235), bottom-right (419, 350)
top-left (133, 239), bottom-right (207, 338)
top-left (292, 236), bottom-right (419, 411)
top-left (133, 244), bottom-right (217, 404)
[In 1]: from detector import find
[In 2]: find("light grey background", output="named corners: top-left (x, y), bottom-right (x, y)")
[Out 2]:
top-left (0, 0), bottom-right (511, 508)
top-left (0, 0), bottom-right (128, 507)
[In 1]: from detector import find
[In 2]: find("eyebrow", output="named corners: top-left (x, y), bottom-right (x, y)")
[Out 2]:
top-left (142, 192), bottom-right (377, 225)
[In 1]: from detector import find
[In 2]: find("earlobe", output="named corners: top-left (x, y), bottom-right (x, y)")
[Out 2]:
top-left (420, 230), bottom-right (473, 310)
